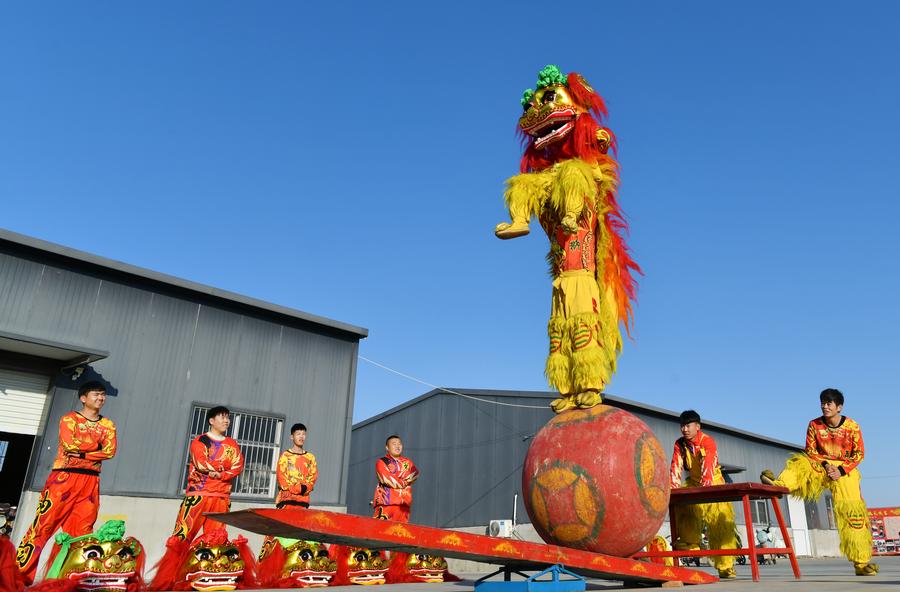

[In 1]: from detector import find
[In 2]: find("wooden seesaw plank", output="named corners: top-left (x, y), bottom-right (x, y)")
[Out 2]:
top-left (210, 508), bottom-right (717, 586)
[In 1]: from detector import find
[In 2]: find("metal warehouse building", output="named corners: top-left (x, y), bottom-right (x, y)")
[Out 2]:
top-left (0, 229), bottom-right (367, 564)
top-left (348, 388), bottom-right (844, 561)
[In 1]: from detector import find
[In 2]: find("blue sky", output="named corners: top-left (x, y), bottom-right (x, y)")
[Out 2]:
top-left (2, 2), bottom-right (898, 505)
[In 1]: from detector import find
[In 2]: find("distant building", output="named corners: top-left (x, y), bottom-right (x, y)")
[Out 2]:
top-left (349, 388), bottom-right (843, 559)
top-left (0, 228), bottom-right (367, 564)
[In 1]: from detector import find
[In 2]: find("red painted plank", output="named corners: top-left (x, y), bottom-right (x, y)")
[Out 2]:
top-left (212, 508), bottom-right (717, 585)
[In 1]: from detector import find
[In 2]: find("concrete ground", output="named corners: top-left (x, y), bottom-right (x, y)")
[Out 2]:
top-left (240, 556), bottom-right (899, 592)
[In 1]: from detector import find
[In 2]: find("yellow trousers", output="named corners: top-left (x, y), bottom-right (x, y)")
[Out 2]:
top-left (673, 498), bottom-right (737, 571)
top-left (776, 454), bottom-right (871, 564)
top-left (545, 270), bottom-right (605, 395)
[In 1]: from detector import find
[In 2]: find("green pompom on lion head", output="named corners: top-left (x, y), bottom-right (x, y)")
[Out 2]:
top-left (521, 88), bottom-right (535, 107)
top-left (536, 65), bottom-right (567, 89)
top-left (95, 519), bottom-right (126, 542)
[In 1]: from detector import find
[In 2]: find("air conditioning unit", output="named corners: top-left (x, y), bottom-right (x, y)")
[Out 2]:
top-left (488, 519), bottom-right (513, 538)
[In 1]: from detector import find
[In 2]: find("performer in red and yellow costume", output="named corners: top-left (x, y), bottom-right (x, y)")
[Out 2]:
top-left (762, 389), bottom-right (878, 576)
top-left (16, 381), bottom-right (116, 585)
top-left (276, 423), bottom-right (318, 509)
top-left (171, 406), bottom-right (244, 542)
top-left (669, 410), bottom-right (737, 579)
top-left (258, 422), bottom-right (322, 584)
top-left (372, 435), bottom-right (418, 523)
top-left (495, 64), bottom-right (640, 413)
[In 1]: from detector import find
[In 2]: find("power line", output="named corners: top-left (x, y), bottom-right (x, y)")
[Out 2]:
top-left (358, 356), bottom-right (548, 409)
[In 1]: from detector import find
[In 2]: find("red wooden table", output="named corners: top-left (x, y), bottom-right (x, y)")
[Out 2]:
top-left (632, 482), bottom-right (801, 582)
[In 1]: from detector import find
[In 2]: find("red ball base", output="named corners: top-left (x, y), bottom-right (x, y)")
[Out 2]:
top-left (522, 405), bottom-right (670, 557)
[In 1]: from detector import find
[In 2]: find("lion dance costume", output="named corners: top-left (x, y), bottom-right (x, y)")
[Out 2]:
top-left (495, 64), bottom-right (640, 413)
top-left (763, 416), bottom-right (877, 575)
top-left (670, 430), bottom-right (738, 578)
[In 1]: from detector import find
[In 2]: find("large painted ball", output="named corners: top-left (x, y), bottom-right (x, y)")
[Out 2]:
top-left (522, 405), bottom-right (670, 557)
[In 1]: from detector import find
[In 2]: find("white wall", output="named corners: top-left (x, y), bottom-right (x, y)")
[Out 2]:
top-left (808, 528), bottom-right (842, 557)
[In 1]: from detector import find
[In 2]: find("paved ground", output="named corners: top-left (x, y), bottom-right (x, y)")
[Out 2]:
top-left (666, 555), bottom-right (900, 591)
top-left (243, 556), bottom-right (899, 591)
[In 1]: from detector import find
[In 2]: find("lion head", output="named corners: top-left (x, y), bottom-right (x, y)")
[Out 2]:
top-left (402, 553), bottom-right (448, 583)
top-left (182, 531), bottom-right (246, 591)
top-left (331, 545), bottom-right (388, 586)
top-left (258, 538), bottom-right (336, 588)
top-left (45, 520), bottom-right (144, 592)
top-left (150, 529), bottom-right (256, 592)
top-left (519, 65), bottom-right (615, 172)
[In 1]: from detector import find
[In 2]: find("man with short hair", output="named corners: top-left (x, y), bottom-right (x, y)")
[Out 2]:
top-left (275, 423), bottom-right (318, 509)
top-left (761, 388), bottom-right (878, 576)
top-left (372, 435), bottom-right (418, 522)
top-left (670, 410), bottom-right (738, 579)
top-left (16, 381), bottom-right (117, 584)
top-left (171, 406), bottom-right (244, 542)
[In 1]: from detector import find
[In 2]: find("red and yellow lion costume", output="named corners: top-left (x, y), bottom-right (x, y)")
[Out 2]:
top-left (496, 64), bottom-right (640, 413)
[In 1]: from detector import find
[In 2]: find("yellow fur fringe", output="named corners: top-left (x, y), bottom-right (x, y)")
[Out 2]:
top-left (784, 453), bottom-right (828, 502)
top-left (545, 315), bottom-right (572, 394)
top-left (549, 160), bottom-right (595, 222)
top-left (701, 502), bottom-right (738, 571)
top-left (504, 170), bottom-right (554, 224)
top-left (834, 499), bottom-right (873, 563)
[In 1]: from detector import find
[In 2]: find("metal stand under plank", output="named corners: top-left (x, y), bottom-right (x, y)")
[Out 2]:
top-left (475, 564), bottom-right (586, 592)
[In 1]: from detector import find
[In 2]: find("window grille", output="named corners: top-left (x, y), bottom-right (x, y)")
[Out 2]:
top-left (181, 405), bottom-right (283, 499)
top-left (750, 499), bottom-right (770, 526)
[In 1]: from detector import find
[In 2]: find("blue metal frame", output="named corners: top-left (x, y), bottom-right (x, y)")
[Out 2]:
top-left (474, 564), bottom-right (586, 592)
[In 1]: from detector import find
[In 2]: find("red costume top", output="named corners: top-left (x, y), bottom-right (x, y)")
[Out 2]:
top-left (372, 455), bottom-right (418, 509)
top-left (51, 411), bottom-right (117, 473)
top-left (805, 416), bottom-right (864, 475)
top-left (275, 450), bottom-right (318, 506)
top-left (670, 430), bottom-right (724, 488)
top-left (540, 205), bottom-right (599, 276)
top-left (185, 433), bottom-right (244, 498)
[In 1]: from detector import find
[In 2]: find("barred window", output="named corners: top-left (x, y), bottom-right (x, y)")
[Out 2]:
top-left (181, 405), bottom-right (284, 499)
top-left (750, 499), bottom-right (770, 526)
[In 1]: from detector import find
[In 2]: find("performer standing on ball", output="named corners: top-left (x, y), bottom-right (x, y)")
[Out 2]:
top-left (171, 406), bottom-right (244, 541)
top-left (372, 435), bottom-right (418, 522)
top-left (761, 388), bottom-right (878, 576)
top-left (16, 381), bottom-right (116, 585)
top-left (669, 410), bottom-right (738, 579)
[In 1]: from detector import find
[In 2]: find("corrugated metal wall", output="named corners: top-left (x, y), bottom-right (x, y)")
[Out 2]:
top-left (349, 390), bottom-right (810, 529)
top-left (0, 249), bottom-right (359, 505)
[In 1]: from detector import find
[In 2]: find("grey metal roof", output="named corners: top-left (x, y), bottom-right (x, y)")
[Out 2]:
top-left (353, 387), bottom-right (804, 451)
top-left (0, 228), bottom-right (368, 339)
